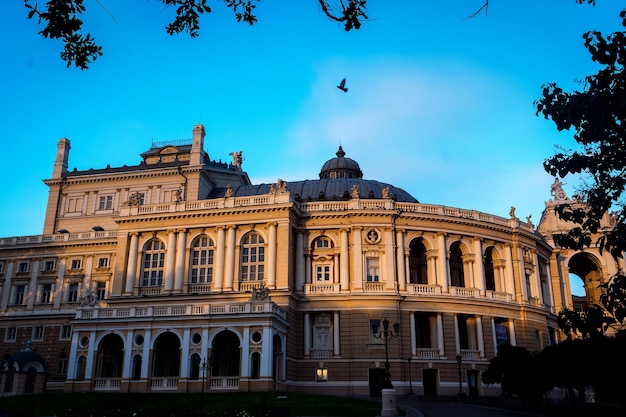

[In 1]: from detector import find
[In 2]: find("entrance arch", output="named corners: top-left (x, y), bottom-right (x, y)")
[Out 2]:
top-left (568, 253), bottom-right (603, 304)
top-left (211, 330), bottom-right (240, 377)
top-left (96, 333), bottom-right (124, 378)
top-left (152, 332), bottom-right (181, 377)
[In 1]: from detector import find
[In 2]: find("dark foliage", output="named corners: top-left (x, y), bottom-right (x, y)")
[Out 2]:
top-left (535, 9), bottom-right (626, 259)
top-left (23, 0), bottom-right (369, 69)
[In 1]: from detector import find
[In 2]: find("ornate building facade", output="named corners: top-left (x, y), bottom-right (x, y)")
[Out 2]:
top-left (0, 124), bottom-right (621, 397)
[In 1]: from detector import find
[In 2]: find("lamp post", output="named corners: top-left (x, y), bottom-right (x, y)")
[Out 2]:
top-left (456, 353), bottom-right (465, 402)
top-left (371, 318), bottom-right (400, 389)
top-left (201, 358), bottom-right (207, 400)
top-left (406, 357), bottom-right (414, 395)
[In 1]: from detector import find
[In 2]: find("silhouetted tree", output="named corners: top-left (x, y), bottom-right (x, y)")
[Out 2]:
top-left (482, 343), bottom-right (547, 405)
top-left (535, 9), bottom-right (626, 260)
top-left (24, 0), bottom-right (368, 69)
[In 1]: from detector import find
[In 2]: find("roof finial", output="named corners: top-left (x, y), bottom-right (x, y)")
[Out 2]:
top-left (336, 146), bottom-right (345, 158)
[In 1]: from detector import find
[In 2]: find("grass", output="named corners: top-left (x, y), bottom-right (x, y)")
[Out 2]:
top-left (0, 391), bottom-right (385, 417)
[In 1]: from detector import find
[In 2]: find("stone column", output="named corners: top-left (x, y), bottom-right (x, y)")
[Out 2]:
top-left (437, 234), bottom-right (449, 292)
top-left (224, 226), bottom-right (236, 291)
top-left (295, 231), bottom-right (305, 292)
top-left (26, 259), bottom-right (40, 309)
top-left (214, 227), bottom-right (226, 291)
top-left (473, 238), bottom-right (485, 292)
top-left (164, 230), bottom-right (177, 292)
top-left (174, 229), bottom-right (187, 293)
top-left (396, 230), bottom-right (406, 291)
top-left (334, 312), bottom-right (340, 356)
top-left (352, 227), bottom-right (363, 290)
top-left (340, 229), bottom-right (350, 292)
top-left (267, 222), bottom-right (277, 288)
top-left (503, 244), bottom-right (516, 299)
top-left (125, 233), bottom-right (140, 295)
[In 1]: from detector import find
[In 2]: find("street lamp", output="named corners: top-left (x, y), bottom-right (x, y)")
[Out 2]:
top-left (371, 318), bottom-right (400, 389)
top-left (406, 357), bottom-right (414, 395)
top-left (201, 358), bottom-right (207, 400)
top-left (456, 353), bottom-right (465, 402)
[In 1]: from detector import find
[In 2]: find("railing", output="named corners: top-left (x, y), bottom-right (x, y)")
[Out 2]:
top-left (0, 197), bottom-right (534, 246)
top-left (407, 284), bottom-right (442, 295)
top-left (415, 348), bottom-right (440, 359)
top-left (209, 377), bottom-right (239, 390)
top-left (311, 349), bottom-right (333, 359)
top-left (76, 300), bottom-right (287, 320)
top-left (364, 282), bottom-right (385, 292)
top-left (151, 377), bottom-right (179, 390)
top-left (449, 286), bottom-right (480, 298)
top-left (460, 349), bottom-right (482, 360)
top-left (188, 284), bottom-right (212, 294)
top-left (94, 378), bottom-right (121, 390)
top-left (305, 283), bottom-right (341, 295)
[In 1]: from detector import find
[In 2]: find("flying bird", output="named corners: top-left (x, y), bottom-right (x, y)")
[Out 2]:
top-left (337, 78), bottom-right (348, 92)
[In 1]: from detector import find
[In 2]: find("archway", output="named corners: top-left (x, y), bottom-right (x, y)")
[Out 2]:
top-left (96, 333), bottom-right (124, 378)
top-left (211, 330), bottom-right (240, 377)
top-left (568, 253), bottom-right (603, 304)
top-left (153, 332), bottom-right (181, 377)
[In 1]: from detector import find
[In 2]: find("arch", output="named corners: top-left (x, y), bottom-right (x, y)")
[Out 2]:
top-left (141, 238), bottom-right (166, 288)
top-left (568, 252), bottom-right (603, 302)
top-left (484, 246), bottom-right (496, 291)
top-left (96, 333), bottom-right (124, 378)
top-left (250, 351), bottom-right (261, 379)
top-left (152, 331), bottom-right (181, 377)
top-left (240, 232), bottom-right (265, 282)
top-left (131, 354), bottom-right (142, 380)
top-left (211, 330), bottom-right (241, 377)
top-left (190, 234), bottom-right (216, 284)
top-left (272, 333), bottom-right (283, 383)
top-left (76, 355), bottom-right (86, 381)
top-left (449, 241), bottom-right (465, 287)
top-left (408, 237), bottom-right (428, 284)
top-left (189, 352), bottom-right (201, 380)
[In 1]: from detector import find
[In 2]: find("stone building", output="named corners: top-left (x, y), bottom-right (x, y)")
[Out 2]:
top-left (0, 124), bottom-right (621, 396)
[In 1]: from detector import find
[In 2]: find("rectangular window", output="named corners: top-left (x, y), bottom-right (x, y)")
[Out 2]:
top-left (366, 257), bottom-right (380, 282)
top-left (66, 197), bottom-right (82, 213)
top-left (0, 262), bottom-right (4, 274)
top-left (13, 285), bottom-right (26, 305)
top-left (316, 265), bottom-right (331, 282)
top-left (60, 325), bottom-right (72, 340)
top-left (68, 283), bottom-right (79, 303)
top-left (40, 283), bottom-right (53, 303)
top-left (96, 281), bottom-right (106, 300)
top-left (70, 259), bottom-right (82, 270)
top-left (97, 257), bottom-right (109, 268)
top-left (43, 260), bottom-right (56, 272)
top-left (98, 195), bottom-right (114, 210)
top-left (32, 326), bottom-right (44, 341)
top-left (58, 355), bottom-right (68, 375)
top-left (18, 262), bottom-right (29, 273)
top-left (315, 368), bottom-right (328, 382)
top-left (5, 327), bottom-right (17, 342)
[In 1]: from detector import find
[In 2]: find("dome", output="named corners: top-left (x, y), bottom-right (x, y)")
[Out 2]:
top-left (2, 340), bottom-right (47, 372)
top-left (319, 146), bottom-right (363, 179)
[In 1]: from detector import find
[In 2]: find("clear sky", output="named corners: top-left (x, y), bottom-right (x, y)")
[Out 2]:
top-left (1, 1), bottom-right (622, 294)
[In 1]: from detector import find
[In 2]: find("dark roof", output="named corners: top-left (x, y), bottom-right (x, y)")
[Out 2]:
top-left (207, 178), bottom-right (418, 202)
top-left (2, 341), bottom-right (47, 371)
top-left (319, 146), bottom-right (363, 179)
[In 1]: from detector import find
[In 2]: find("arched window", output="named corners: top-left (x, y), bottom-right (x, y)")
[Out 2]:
top-left (408, 239), bottom-right (428, 284)
top-left (191, 235), bottom-right (215, 284)
top-left (449, 242), bottom-right (465, 287)
top-left (142, 239), bottom-right (165, 287)
top-left (312, 236), bottom-right (334, 284)
top-left (484, 247), bottom-right (496, 291)
top-left (241, 232), bottom-right (265, 281)
top-left (250, 352), bottom-right (261, 379)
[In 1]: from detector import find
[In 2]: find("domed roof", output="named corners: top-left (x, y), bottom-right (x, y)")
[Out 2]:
top-left (319, 146), bottom-right (363, 179)
top-left (2, 340), bottom-right (47, 372)
top-left (206, 147), bottom-right (418, 203)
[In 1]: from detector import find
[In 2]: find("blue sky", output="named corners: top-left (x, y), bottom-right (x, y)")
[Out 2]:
top-left (1, 1), bottom-right (623, 294)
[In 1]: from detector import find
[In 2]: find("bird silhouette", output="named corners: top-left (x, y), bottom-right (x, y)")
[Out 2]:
top-left (337, 78), bottom-right (348, 92)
